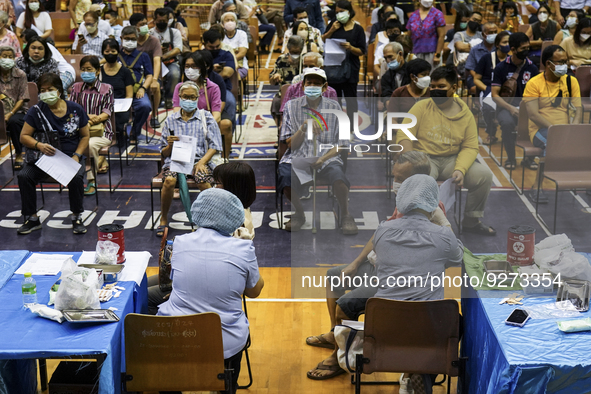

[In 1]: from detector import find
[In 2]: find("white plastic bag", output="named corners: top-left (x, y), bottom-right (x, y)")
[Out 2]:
top-left (548, 251), bottom-right (591, 281)
top-left (534, 234), bottom-right (574, 269)
top-left (27, 304), bottom-right (65, 323)
top-left (95, 240), bottom-right (120, 264)
top-left (335, 321), bottom-right (364, 373)
top-left (54, 258), bottom-right (100, 311)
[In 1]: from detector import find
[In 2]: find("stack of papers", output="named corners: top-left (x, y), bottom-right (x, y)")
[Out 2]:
top-left (35, 150), bottom-right (81, 186)
top-left (170, 135), bottom-right (196, 175)
top-left (15, 253), bottom-right (73, 275)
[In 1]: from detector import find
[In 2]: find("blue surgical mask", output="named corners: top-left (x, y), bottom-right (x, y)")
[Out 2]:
top-left (485, 33), bottom-right (497, 44)
top-left (304, 86), bottom-right (322, 99)
top-left (388, 59), bottom-right (400, 70)
top-left (180, 98), bottom-right (198, 112)
top-left (81, 71), bottom-right (97, 84)
top-left (500, 44), bottom-right (511, 54)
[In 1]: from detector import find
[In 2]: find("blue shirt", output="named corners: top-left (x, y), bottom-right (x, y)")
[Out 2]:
top-left (160, 109), bottom-right (223, 170)
top-left (212, 49), bottom-right (236, 91)
top-left (492, 56), bottom-right (539, 106)
top-left (119, 49), bottom-right (153, 84)
top-left (157, 228), bottom-right (260, 359)
top-left (24, 101), bottom-right (89, 157)
top-left (284, 0), bottom-right (325, 33)
top-left (373, 212), bottom-right (464, 301)
top-left (465, 42), bottom-right (494, 72)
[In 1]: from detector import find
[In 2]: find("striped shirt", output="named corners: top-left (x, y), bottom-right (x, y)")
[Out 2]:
top-left (70, 80), bottom-right (114, 140)
top-left (160, 109), bottom-right (223, 170)
top-left (72, 31), bottom-right (109, 59)
top-left (279, 95), bottom-right (349, 170)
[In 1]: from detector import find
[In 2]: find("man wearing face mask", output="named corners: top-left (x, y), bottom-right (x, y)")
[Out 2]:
top-left (209, 0), bottom-right (249, 26)
top-left (150, 7), bottom-right (182, 109)
top-left (73, 11), bottom-right (108, 58)
top-left (270, 35), bottom-right (304, 127)
top-left (465, 22), bottom-right (498, 94)
top-left (523, 45), bottom-right (582, 203)
top-left (119, 26), bottom-right (154, 143)
top-left (373, 18), bottom-right (402, 78)
top-left (129, 13), bottom-right (163, 128)
top-left (492, 32), bottom-right (539, 171)
top-left (397, 66), bottom-right (496, 236)
top-left (451, 11), bottom-right (482, 75)
top-left (0, 46), bottom-right (29, 170)
top-left (76, 4), bottom-right (113, 38)
top-left (277, 67), bottom-right (357, 234)
top-left (284, 0), bottom-right (325, 34)
top-left (379, 42), bottom-right (410, 107)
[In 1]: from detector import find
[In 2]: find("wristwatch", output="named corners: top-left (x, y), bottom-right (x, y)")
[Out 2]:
top-left (73, 153), bottom-right (83, 160)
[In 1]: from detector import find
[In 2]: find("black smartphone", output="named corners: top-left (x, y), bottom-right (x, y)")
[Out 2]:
top-left (505, 308), bottom-right (530, 327)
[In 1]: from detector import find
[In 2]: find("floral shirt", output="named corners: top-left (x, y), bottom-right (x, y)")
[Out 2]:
top-left (406, 7), bottom-right (446, 54)
top-left (16, 57), bottom-right (59, 84)
top-left (0, 30), bottom-right (22, 58)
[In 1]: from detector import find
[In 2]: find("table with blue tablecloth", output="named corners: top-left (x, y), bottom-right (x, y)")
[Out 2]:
top-left (462, 253), bottom-right (591, 394)
top-left (0, 250), bottom-right (151, 394)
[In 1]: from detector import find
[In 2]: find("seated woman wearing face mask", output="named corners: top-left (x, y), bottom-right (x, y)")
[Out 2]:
top-left (70, 55), bottom-right (114, 196)
top-left (292, 20), bottom-right (321, 54)
top-left (16, 35), bottom-right (58, 84)
top-left (560, 17), bottom-right (591, 68)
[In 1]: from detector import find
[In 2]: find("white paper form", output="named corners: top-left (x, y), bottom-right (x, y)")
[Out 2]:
top-left (170, 135), bottom-right (196, 175)
top-left (15, 253), bottom-right (73, 275)
top-left (35, 149), bottom-right (82, 186)
top-left (292, 156), bottom-right (320, 185)
top-left (324, 38), bottom-right (347, 66)
top-left (114, 98), bottom-right (132, 113)
top-left (161, 63), bottom-right (170, 77)
top-left (439, 178), bottom-right (457, 214)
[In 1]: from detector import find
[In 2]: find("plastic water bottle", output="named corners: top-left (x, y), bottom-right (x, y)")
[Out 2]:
top-left (22, 273), bottom-right (38, 306)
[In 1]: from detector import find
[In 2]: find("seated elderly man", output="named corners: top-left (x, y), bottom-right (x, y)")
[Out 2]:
top-left (378, 41), bottom-right (410, 109)
top-left (0, 45), bottom-right (29, 170)
top-left (397, 66), bottom-right (496, 236)
top-left (277, 67), bottom-right (358, 234)
top-left (279, 52), bottom-right (337, 113)
top-left (156, 81), bottom-right (223, 237)
top-left (270, 35), bottom-right (305, 126)
top-left (306, 173), bottom-right (463, 385)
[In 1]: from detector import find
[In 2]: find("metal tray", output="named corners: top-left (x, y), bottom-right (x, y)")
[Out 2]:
top-left (79, 264), bottom-right (124, 283)
top-left (556, 280), bottom-right (591, 312)
top-left (483, 260), bottom-right (514, 286)
top-left (62, 309), bottom-right (120, 323)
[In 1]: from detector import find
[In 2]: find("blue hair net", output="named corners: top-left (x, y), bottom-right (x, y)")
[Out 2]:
top-left (396, 174), bottom-right (439, 215)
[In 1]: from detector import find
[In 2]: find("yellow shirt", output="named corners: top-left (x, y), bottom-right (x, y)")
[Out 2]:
top-left (561, 36), bottom-right (591, 66)
top-left (522, 73), bottom-right (581, 142)
top-left (396, 97), bottom-right (479, 175)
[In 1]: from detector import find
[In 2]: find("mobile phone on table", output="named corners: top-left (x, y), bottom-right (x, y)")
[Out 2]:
top-left (505, 308), bottom-right (530, 327)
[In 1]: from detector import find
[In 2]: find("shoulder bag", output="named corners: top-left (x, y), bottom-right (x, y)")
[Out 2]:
top-left (24, 105), bottom-right (61, 163)
top-left (499, 63), bottom-right (523, 98)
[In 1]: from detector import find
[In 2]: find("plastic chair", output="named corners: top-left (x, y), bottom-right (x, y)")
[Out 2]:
top-left (98, 112), bottom-right (124, 193)
top-left (62, 55), bottom-right (86, 82)
top-left (123, 313), bottom-right (233, 392)
top-left (354, 298), bottom-right (466, 394)
top-left (539, 41), bottom-right (553, 71)
top-left (518, 24), bottom-right (530, 33)
top-left (230, 70), bottom-right (243, 142)
top-left (28, 82), bottom-right (38, 106)
top-left (247, 25), bottom-right (260, 87)
top-left (511, 104), bottom-right (543, 194)
top-left (574, 66), bottom-right (591, 121)
top-left (535, 124), bottom-right (591, 234)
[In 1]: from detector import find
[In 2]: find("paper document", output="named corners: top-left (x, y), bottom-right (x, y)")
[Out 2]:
top-left (15, 253), bottom-right (73, 275)
top-left (170, 135), bottom-right (196, 175)
top-left (114, 98), bottom-right (132, 113)
top-left (324, 38), bottom-right (347, 66)
top-left (292, 156), bottom-right (320, 185)
top-left (161, 63), bottom-right (169, 78)
top-left (35, 149), bottom-right (82, 186)
top-left (482, 92), bottom-right (496, 110)
top-left (439, 178), bottom-right (457, 214)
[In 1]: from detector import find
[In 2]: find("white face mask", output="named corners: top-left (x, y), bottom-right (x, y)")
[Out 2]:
top-left (224, 21), bottom-right (236, 31)
top-left (185, 68), bottom-right (201, 81)
top-left (565, 17), bottom-right (578, 28)
top-left (392, 182), bottom-right (402, 194)
top-left (299, 17), bottom-right (309, 24)
top-left (580, 33), bottom-right (591, 42)
top-left (538, 12), bottom-right (548, 22)
top-left (86, 23), bottom-right (97, 34)
top-left (29, 1), bottom-right (39, 11)
top-left (168, 18), bottom-right (174, 27)
top-left (420, 0), bottom-right (433, 8)
top-left (122, 40), bottom-right (137, 50)
top-left (415, 75), bottom-right (431, 90)
top-left (297, 30), bottom-right (308, 39)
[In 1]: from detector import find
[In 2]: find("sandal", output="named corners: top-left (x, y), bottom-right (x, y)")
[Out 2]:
top-left (504, 160), bottom-right (516, 170)
top-left (306, 334), bottom-right (335, 349)
top-left (462, 222), bottom-right (497, 236)
top-left (155, 225), bottom-right (168, 237)
top-left (14, 161), bottom-right (23, 170)
top-left (522, 158), bottom-right (539, 171)
top-left (98, 164), bottom-right (109, 174)
top-left (84, 182), bottom-right (96, 196)
top-left (306, 361), bottom-right (346, 381)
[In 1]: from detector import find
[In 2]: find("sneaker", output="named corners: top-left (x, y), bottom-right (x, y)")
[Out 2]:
top-left (528, 189), bottom-right (549, 205)
top-left (284, 214), bottom-right (305, 232)
top-left (399, 373), bottom-right (414, 394)
top-left (149, 118), bottom-right (161, 128)
top-left (17, 218), bottom-right (42, 235)
top-left (72, 218), bottom-right (87, 234)
top-left (409, 374), bottom-right (432, 394)
top-left (341, 214), bottom-right (358, 235)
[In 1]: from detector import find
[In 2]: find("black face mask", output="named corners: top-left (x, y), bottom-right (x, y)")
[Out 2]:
top-left (515, 49), bottom-right (529, 60)
top-left (388, 33), bottom-right (400, 41)
top-left (468, 21), bottom-right (480, 32)
top-left (209, 49), bottom-right (220, 58)
top-left (430, 88), bottom-right (451, 105)
top-left (156, 21), bottom-right (168, 31)
top-left (104, 53), bottom-right (118, 64)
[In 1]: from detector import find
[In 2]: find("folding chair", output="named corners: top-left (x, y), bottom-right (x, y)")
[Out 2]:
top-left (311, 150), bottom-right (349, 233)
top-left (123, 313), bottom-right (233, 393)
top-left (510, 104), bottom-right (543, 194)
top-left (247, 24), bottom-right (260, 96)
top-left (0, 101), bottom-right (14, 189)
top-left (538, 41), bottom-right (553, 72)
top-left (62, 55), bottom-right (86, 83)
top-left (237, 295), bottom-right (254, 389)
top-left (98, 112), bottom-right (124, 193)
top-left (574, 66), bottom-right (591, 122)
top-left (28, 82), bottom-right (38, 106)
top-left (534, 124), bottom-right (591, 234)
top-left (230, 70), bottom-right (243, 142)
top-left (353, 298), bottom-right (466, 394)
top-left (518, 24), bottom-right (530, 33)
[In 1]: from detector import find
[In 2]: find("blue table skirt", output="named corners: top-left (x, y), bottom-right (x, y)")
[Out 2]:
top-left (462, 253), bottom-right (591, 394)
top-left (0, 251), bottom-right (29, 290)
